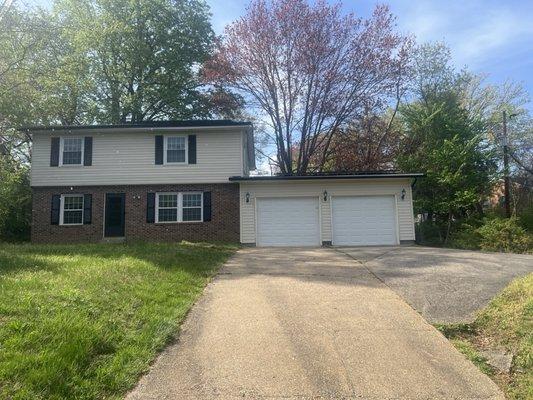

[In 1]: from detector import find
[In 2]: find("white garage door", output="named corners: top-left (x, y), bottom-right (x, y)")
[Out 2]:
top-left (332, 196), bottom-right (397, 246)
top-left (257, 197), bottom-right (320, 246)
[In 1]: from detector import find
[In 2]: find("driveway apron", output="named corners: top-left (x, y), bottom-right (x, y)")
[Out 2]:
top-left (127, 247), bottom-right (504, 400)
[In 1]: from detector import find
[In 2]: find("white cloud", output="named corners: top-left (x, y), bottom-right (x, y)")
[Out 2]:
top-left (390, 0), bottom-right (533, 69)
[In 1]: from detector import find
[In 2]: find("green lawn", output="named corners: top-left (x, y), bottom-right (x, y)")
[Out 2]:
top-left (437, 273), bottom-right (533, 400)
top-left (0, 242), bottom-right (237, 400)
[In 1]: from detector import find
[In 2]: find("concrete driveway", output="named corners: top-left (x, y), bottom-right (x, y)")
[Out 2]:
top-left (338, 246), bottom-right (533, 323)
top-left (128, 247), bottom-right (504, 400)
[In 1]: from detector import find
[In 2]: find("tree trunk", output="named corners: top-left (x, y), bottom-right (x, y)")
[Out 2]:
top-left (444, 210), bottom-right (453, 244)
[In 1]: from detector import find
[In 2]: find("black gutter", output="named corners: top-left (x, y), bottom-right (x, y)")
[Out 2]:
top-left (229, 173), bottom-right (424, 181)
top-left (20, 119), bottom-right (253, 132)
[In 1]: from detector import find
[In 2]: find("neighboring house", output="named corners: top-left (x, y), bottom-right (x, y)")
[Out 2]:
top-left (26, 120), bottom-right (422, 246)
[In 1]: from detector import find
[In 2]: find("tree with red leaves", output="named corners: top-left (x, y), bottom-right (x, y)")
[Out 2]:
top-left (205, 0), bottom-right (412, 174)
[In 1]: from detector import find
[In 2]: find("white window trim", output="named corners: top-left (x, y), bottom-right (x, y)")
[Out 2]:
top-left (155, 192), bottom-right (203, 223)
top-left (163, 135), bottom-right (188, 165)
top-left (59, 136), bottom-right (84, 167)
top-left (59, 194), bottom-right (84, 226)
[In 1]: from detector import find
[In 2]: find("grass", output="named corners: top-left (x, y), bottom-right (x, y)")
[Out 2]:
top-left (436, 273), bottom-right (533, 399)
top-left (0, 241), bottom-right (237, 400)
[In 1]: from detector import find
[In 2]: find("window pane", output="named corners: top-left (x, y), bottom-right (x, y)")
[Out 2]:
top-left (167, 137), bottom-right (185, 150)
top-left (63, 138), bottom-right (82, 151)
top-left (64, 196), bottom-right (83, 210)
top-left (63, 210), bottom-right (83, 224)
top-left (183, 207), bottom-right (202, 222)
top-left (183, 193), bottom-right (202, 207)
top-left (62, 138), bottom-right (83, 165)
top-left (167, 149), bottom-right (185, 163)
top-left (63, 151), bottom-right (82, 165)
top-left (158, 208), bottom-right (178, 222)
top-left (158, 194), bottom-right (177, 208)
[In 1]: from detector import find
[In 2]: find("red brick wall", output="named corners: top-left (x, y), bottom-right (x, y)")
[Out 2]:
top-left (31, 184), bottom-right (240, 243)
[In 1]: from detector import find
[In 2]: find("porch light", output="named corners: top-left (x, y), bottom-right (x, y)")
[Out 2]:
top-left (245, 192), bottom-right (250, 203)
top-left (401, 188), bottom-right (406, 200)
top-left (323, 190), bottom-right (328, 202)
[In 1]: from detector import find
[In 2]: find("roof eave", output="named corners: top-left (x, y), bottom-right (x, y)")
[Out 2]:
top-left (229, 173), bottom-right (425, 182)
top-left (24, 124), bottom-right (253, 134)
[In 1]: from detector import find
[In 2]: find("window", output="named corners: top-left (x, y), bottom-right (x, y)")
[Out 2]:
top-left (61, 137), bottom-right (83, 165)
top-left (156, 192), bottom-right (202, 223)
top-left (60, 194), bottom-right (84, 225)
top-left (182, 193), bottom-right (202, 221)
top-left (165, 136), bottom-right (187, 164)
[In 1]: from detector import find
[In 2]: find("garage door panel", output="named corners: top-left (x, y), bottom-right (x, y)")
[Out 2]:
top-left (257, 197), bottom-right (319, 246)
top-left (332, 196), bottom-right (397, 246)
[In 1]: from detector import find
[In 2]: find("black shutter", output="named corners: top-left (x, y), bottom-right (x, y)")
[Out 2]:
top-left (155, 135), bottom-right (163, 165)
top-left (83, 137), bottom-right (93, 166)
top-left (147, 193), bottom-right (156, 223)
top-left (50, 137), bottom-right (60, 167)
top-left (203, 191), bottom-right (211, 222)
top-left (83, 194), bottom-right (92, 224)
top-left (188, 135), bottom-right (197, 164)
top-left (51, 195), bottom-right (61, 225)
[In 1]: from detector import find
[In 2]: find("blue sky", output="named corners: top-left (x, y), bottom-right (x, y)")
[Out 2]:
top-left (207, 0), bottom-right (533, 108)
top-left (33, 0), bottom-right (533, 107)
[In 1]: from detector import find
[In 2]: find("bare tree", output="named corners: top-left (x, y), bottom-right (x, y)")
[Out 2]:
top-left (205, 0), bottom-right (412, 174)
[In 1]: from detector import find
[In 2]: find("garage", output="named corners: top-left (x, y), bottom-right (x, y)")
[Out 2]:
top-left (256, 197), bottom-right (320, 246)
top-left (232, 173), bottom-right (421, 247)
top-left (332, 195), bottom-right (398, 246)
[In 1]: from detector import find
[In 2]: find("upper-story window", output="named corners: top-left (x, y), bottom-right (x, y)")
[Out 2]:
top-left (164, 136), bottom-right (187, 164)
top-left (60, 137), bottom-right (84, 166)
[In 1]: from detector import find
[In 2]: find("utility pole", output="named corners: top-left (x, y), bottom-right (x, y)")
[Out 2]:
top-left (502, 110), bottom-right (511, 218)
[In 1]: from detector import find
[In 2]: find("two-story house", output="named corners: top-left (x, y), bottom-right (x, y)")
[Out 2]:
top-left (27, 120), bottom-right (422, 246)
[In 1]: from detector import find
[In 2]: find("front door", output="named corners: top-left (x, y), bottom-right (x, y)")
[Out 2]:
top-left (105, 193), bottom-right (125, 237)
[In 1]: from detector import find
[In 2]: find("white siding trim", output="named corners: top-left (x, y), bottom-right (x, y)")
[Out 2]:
top-left (318, 195), bottom-right (323, 244)
top-left (394, 194), bottom-right (401, 245)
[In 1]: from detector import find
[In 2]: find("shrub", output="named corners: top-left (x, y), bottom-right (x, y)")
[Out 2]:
top-left (0, 160), bottom-right (31, 241)
top-left (519, 204), bottom-right (533, 233)
top-left (415, 220), bottom-right (443, 245)
top-left (449, 222), bottom-right (482, 250)
top-left (477, 217), bottom-right (533, 254)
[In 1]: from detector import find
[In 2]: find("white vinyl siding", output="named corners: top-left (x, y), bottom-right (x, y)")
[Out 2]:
top-left (31, 129), bottom-right (246, 186)
top-left (240, 179), bottom-right (415, 245)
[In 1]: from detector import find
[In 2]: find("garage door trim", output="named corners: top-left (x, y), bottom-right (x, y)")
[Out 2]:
top-left (330, 194), bottom-right (400, 246)
top-left (255, 196), bottom-right (321, 246)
